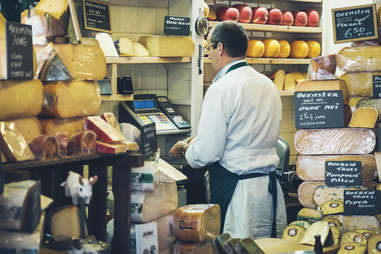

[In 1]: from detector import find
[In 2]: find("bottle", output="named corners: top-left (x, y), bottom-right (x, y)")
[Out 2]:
top-left (314, 235), bottom-right (323, 254)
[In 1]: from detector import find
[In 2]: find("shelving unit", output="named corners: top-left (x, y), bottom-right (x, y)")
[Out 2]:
top-left (204, 58), bottom-right (311, 65)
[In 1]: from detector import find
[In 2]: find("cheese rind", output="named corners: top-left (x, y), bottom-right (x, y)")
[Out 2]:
top-left (349, 107), bottom-right (378, 128)
top-left (40, 117), bottom-right (85, 137)
top-left (142, 36), bottom-right (195, 57)
top-left (5, 117), bottom-right (42, 144)
top-left (357, 98), bottom-right (381, 120)
top-left (282, 225), bottom-right (306, 242)
top-left (296, 208), bottom-right (322, 224)
top-left (96, 141), bottom-right (127, 154)
top-left (341, 232), bottom-right (368, 246)
top-left (338, 243), bottom-right (367, 254)
top-left (340, 72), bottom-right (381, 97)
top-left (367, 234), bottom-right (381, 254)
top-left (324, 215), bottom-right (381, 233)
top-left (300, 221), bottom-right (330, 246)
top-left (298, 181), bottom-right (323, 208)
top-left (320, 200), bottom-right (344, 215)
top-left (337, 46), bottom-right (381, 72)
top-left (314, 185), bottom-right (368, 207)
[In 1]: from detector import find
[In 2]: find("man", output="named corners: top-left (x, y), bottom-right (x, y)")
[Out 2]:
top-left (170, 21), bottom-right (287, 239)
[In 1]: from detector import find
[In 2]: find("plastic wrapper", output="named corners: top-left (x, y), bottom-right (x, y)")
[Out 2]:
top-left (296, 155), bottom-right (377, 181)
top-left (173, 240), bottom-right (218, 254)
top-left (120, 122), bottom-right (142, 148)
top-left (39, 80), bottom-right (101, 118)
top-left (0, 122), bottom-right (35, 162)
top-left (40, 117), bottom-right (85, 137)
top-left (0, 80), bottom-right (43, 121)
top-left (337, 46), bottom-right (381, 72)
top-left (173, 204), bottom-right (220, 242)
top-left (5, 117), bottom-right (42, 143)
top-left (67, 130), bottom-right (97, 156)
top-left (323, 215), bottom-right (381, 233)
top-left (307, 54), bottom-right (337, 80)
top-left (35, 40), bottom-right (106, 81)
top-left (340, 72), bottom-right (381, 97)
top-left (294, 128), bottom-right (376, 155)
top-left (29, 134), bottom-right (58, 160)
top-left (356, 98), bottom-right (381, 120)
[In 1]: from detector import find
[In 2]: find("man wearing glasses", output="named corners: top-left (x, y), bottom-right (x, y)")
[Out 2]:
top-left (170, 21), bottom-right (286, 239)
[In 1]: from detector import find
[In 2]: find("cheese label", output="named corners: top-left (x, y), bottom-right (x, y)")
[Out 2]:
top-left (344, 190), bottom-right (381, 215)
top-left (376, 241), bottom-right (381, 251)
top-left (325, 161), bottom-right (363, 187)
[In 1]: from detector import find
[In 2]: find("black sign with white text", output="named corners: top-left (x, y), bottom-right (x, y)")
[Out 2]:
top-left (325, 161), bottom-right (362, 187)
top-left (344, 190), bottom-right (381, 215)
top-left (164, 16), bottom-right (190, 35)
top-left (373, 75), bottom-right (381, 98)
top-left (83, 0), bottom-right (111, 32)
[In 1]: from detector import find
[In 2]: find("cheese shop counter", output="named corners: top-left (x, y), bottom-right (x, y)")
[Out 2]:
top-left (1, 152), bottom-right (143, 254)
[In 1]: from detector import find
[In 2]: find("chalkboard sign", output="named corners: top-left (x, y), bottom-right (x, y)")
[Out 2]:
top-left (5, 22), bottom-right (33, 80)
top-left (294, 90), bottom-right (344, 129)
top-left (83, 0), bottom-right (111, 33)
top-left (164, 16), bottom-right (190, 35)
top-left (344, 190), bottom-right (381, 215)
top-left (372, 75), bottom-right (381, 98)
top-left (332, 4), bottom-right (378, 44)
top-left (325, 161), bottom-right (362, 187)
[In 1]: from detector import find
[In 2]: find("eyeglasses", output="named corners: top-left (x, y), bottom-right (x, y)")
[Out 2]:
top-left (205, 41), bottom-right (217, 51)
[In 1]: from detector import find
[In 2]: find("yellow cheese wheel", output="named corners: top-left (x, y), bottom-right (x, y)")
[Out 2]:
top-left (307, 40), bottom-right (321, 58)
top-left (247, 40), bottom-right (264, 58)
top-left (367, 234), bottom-right (381, 254)
top-left (349, 107), bottom-right (378, 128)
top-left (143, 36), bottom-right (195, 57)
top-left (341, 232), bottom-right (368, 246)
top-left (263, 39), bottom-right (280, 58)
top-left (338, 243), bottom-right (367, 254)
top-left (273, 69), bottom-right (285, 90)
top-left (320, 200), bottom-right (344, 215)
top-left (278, 40), bottom-right (291, 58)
top-left (290, 40), bottom-right (309, 58)
top-left (282, 225), bottom-right (306, 242)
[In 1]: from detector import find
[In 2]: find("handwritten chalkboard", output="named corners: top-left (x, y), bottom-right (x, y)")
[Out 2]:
top-left (5, 22), bottom-right (33, 80)
top-left (325, 161), bottom-right (362, 187)
top-left (83, 0), bottom-right (111, 33)
top-left (294, 90), bottom-right (344, 129)
top-left (332, 4), bottom-right (378, 44)
top-left (344, 190), bottom-right (381, 215)
top-left (164, 16), bottom-right (190, 35)
top-left (372, 75), bottom-right (381, 98)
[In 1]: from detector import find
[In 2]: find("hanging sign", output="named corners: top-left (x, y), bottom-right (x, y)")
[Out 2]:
top-left (83, 0), bottom-right (111, 33)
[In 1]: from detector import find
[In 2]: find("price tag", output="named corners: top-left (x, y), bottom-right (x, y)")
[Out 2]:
top-left (83, 0), bottom-right (111, 33)
top-left (325, 161), bottom-right (362, 187)
top-left (372, 75), bottom-right (381, 98)
top-left (344, 190), bottom-right (381, 215)
top-left (164, 16), bottom-right (190, 35)
top-left (332, 4), bottom-right (378, 44)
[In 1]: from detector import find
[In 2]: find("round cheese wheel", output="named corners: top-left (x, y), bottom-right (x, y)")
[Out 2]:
top-left (290, 40), bottom-right (309, 58)
top-left (247, 40), bottom-right (265, 58)
top-left (263, 39), bottom-right (280, 58)
top-left (278, 40), bottom-right (291, 58)
top-left (307, 40), bottom-right (321, 58)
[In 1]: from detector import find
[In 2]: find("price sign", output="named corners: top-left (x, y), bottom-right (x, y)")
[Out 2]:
top-left (294, 90), bottom-right (344, 129)
top-left (83, 0), bottom-right (111, 33)
top-left (332, 4), bottom-right (378, 44)
top-left (373, 75), bottom-right (381, 98)
top-left (325, 161), bottom-right (362, 187)
top-left (344, 190), bottom-right (381, 215)
top-left (164, 16), bottom-right (190, 35)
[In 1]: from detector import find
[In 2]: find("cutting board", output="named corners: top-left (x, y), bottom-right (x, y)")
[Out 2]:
top-left (255, 238), bottom-right (339, 254)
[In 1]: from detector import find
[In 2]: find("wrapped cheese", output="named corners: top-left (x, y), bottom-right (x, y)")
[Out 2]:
top-left (338, 243), bottom-right (367, 254)
top-left (157, 212), bottom-right (176, 251)
top-left (140, 36), bottom-right (195, 57)
top-left (55, 132), bottom-right (68, 157)
top-left (40, 117), bottom-right (85, 137)
top-left (349, 107), bottom-right (378, 128)
top-left (36, 40), bottom-right (106, 81)
top-left (294, 128), bottom-right (376, 155)
top-left (0, 80), bottom-right (43, 121)
top-left (340, 72), bottom-right (381, 97)
top-left (5, 117), bottom-right (42, 143)
top-left (40, 80), bottom-right (101, 118)
top-left (337, 46), bottom-right (381, 72)
top-left (282, 225), bottom-right (306, 242)
top-left (324, 215), bottom-right (381, 233)
top-left (307, 54), bottom-right (338, 80)
top-left (356, 98), bottom-right (381, 119)
top-left (67, 130), bottom-right (97, 156)
top-left (296, 155), bottom-right (377, 181)
top-left (29, 135), bottom-right (58, 160)
top-left (173, 204), bottom-right (220, 242)
top-left (85, 116), bottom-right (125, 144)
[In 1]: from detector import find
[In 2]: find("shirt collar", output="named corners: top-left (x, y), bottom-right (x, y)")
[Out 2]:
top-left (212, 59), bottom-right (246, 83)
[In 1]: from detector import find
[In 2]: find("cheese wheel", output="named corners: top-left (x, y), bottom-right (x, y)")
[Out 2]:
top-left (5, 117), bottom-right (42, 144)
top-left (338, 243), bottom-right (367, 254)
top-left (40, 80), bottom-right (101, 118)
top-left (247, 40), bottom-right (265, 58)
top-left (368, 234), bottom-right (381, 254)
top-left (142, 36), bottom-right (195, 57)
top-left (341, 232), bottom-right (368, 246)
top-left (297, 208), bottom-right (322, 224)
top-left (355, 229), bottom-right (377, 239)
top-left (307, 41), bottom-right (321, 58)
top-left (298, 181), bottom-right (323, 208)
top-left (273, 69), bottom-right (285, 90)
top-left (320, 200), bottom-right (344, 215)
top-left (349, 107), bottom-right (378, 128)
top-left (294, 128), bottom-right (376, 155)
top-left (324, 215), bottom-right (381, 233)
top-left (173, 204), bottom-right (220, 242)
top-left (263, 39), bottom-right (280, 58)
top-left (314, 185), bottom-right (369, 208)
top-left (0, 80), bottom-right (43, 121)
top-left (278, 40), bottom-right (291, 58)
top-left (282, 225), bottom-right (306, 242)
top-left (300, 221), bottom-right (330, 245)
top-left (307, 54), bottom-right (337, 81)
top-left (40, 117), bottom-right (85, 137)
top-left (340, 72), bottom-right (381, 97)
top-left (290, 40), bottom-right (309, 58)
top-left (337, 46), bottom-right (381, 72)
top-left (296, 155), bottom-right (377, 182)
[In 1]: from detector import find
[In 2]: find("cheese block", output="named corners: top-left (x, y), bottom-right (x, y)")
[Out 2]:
top-left (296, 155), bottom-right (377, 182)
top-left (282, 225), bottom-right (306, 242)
top-left (157, 212), bottom-right (176, 250)
top-left (85, 116), bottom-right (125, 144)
top-left (324, 215), bottom-right (381, 233)
top-left (96, 141), bottom-right (127, 154)
top-left (141, 36), bottom-right (195, 57)
top-left (131, 182), bottom-right (178, 223)
top-left (297, 208), bottom-right (322, 224)
top-left (34, 0), bottom-right (68, 21)
top-left (340, 72), bottom-right (381, 97)
top-left (355, 229), bottom-right (377, 239)
top-left (368, 234), bottom-right (381, 254)
top-left (173, 240), bottom-right (218, 254)
top-left (349, 107), bottom-right (378, 128)
top-left (289, 220), bottom-right (311, 229)
top-left (298, 181), bottom-right (323, 208)
top-left (173, 204), bottom-right (220, 242)
top-left (295, 79), bottom-right (349, 104)
top-left (0, 122), bottom-right (35, 162)
top-left (273, 69), bottom-right (285, 90)
top-left (67, 130), bottom-right (97, 155)
top-left (338, 243), bottom-right (367, 254)
top-left (134, 42), bottom-right (150, 57)
top-left (300, 221), bottom-right (330, 246)
top-left (40, 117), bottom-right (85, 137)
top-left (356, 98), bottom-right (381, 119)
top-left (294, 128), bottom-right (376, 155)
top-left (50, 205), bottom-right (81, 238)
top-left (0, 80), bottom-right (43, 121)
top-left (119, 37), bottom-right (135, 56)
top-left (314, 185), bottom-right (369, 207)
top-left (29, 135), bottom-right (58, 160)
top-left (307, 54), bottom-right (338, 80)
top-left (320, 200), bottom-right (344, 215)
top-left (94, 33), bottom-right (118, 57)
top-left (40, 80), bottom-right (101, 118)
top-left (341, 232), bottom-right (368, 246)
top-left (337, 46), bottom-right (381, 72)
top-left (235, 237), bottom-right (265, 254)
top-left (284, 72), bottom-right (306, 91)
top-left (0, 180), bottom-right (41, 232)
top-left (5, 117), bottom-right (42, 143)
top-left (36, 40), bottom-right (106, 81)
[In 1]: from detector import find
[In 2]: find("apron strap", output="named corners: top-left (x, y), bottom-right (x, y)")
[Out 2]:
top-left (268, 171), bottom-right (277, 238)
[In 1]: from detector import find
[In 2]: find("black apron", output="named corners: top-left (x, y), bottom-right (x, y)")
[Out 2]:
top-left (209, 60), bottom-right (278, 237)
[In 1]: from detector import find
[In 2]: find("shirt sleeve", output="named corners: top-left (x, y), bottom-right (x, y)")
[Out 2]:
top-left (185, 85), bottom-right (229, 168)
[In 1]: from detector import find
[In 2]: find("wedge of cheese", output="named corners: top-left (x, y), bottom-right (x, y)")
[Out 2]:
top-left (36, 40), bottom-right (106, 81)
top-left (96, 141), bottom-right (127, 154)
top-left (119, 37), bottom-right (135, 56)
top-left (295, 79), bottom-right (349, 104)
top-left (338, 243), bottom-right (367, 254)
top-left (40, 80), bottom-right (101, 118)
top-left (356, 98), bottom-right (381, 119)
top-left (294, 128), bottom-right (376, 155)
top-left (340, 72), bottom-right (381, 97)
top-left (300, 221), bottom-right (330, 246)
top-left (324, 215), bottom-right (381, 233)
top-left (5, 117), bottom-right (42, 143)
top-left (0, 80), bottom-right (43, 121)
top-left (296, 155), bottom-right (377, 182)
top-left (284, 72), bottom-right (306, 91)
top-left (298, 181), bottom-right (323, 208)
top-left (349, 107), bottom-right (378, 128)
top-left (40, 117), bottom-right (85, 137)
top-left (282, 225), bottom-right (306, 242)
top-left (320, 200), bottom-right (344, 215)
top-left (134, 42), bottom-right (149, 57)
top-left (173, 204), bottom-right (220, 242)
top-left (141, 36), bottom-right (195, 57)
top-left (367, 234), bottom-right (381, 254)
top-left (50, 206), bottom-right (81, 238)
top-left (337, 46), bottom-right (381, 72)
top-left (34, 0), bottom-right (68, 21)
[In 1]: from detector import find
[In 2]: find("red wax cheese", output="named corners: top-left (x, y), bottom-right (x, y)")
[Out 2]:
top-left (216, 6), bottom-right (239, 22)
top-left (268, 8), bottom-right (283, 25)
top-left (251, 7), bottom-right (268, 24)
top-left (233, 4), bottom-right (252, 23)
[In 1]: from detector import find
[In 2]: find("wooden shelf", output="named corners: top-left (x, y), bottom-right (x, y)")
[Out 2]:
top-left (105, 56), bottom-right (191, 64)
top-left (208, 21), bottom-right (322, 34)
top-left (204, 58), bottom-right (311, 65)
top-left (101, 94), bottom-right (134, 101)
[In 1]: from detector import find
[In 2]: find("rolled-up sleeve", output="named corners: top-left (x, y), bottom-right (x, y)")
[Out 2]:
top-left (185, 85), bottom-right (229, 168)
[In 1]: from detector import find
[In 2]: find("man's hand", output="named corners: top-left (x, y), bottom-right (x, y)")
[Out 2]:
top-left (169, 136), bottom-right (194, 158)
